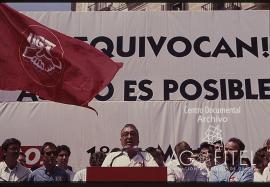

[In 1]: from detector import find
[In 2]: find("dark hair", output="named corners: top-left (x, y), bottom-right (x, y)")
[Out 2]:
top-left (192, 148), bottom-right (200, 155)
top-left (200, 142), bottom-right (210, 149)
top-left (241, 157), bottom-right (251, 167)
top-left (228, 137), bottom-right (245, 151)
top-left (146, 147), bottom-right (165, 158)
top-left (1, 138), bottom-right (21, 151)
top-left (40, 142), bottom-right (57, 155)
top-left (57, 145), bottom-right (71, 156)
top-left (121, 124), bottom-right (139, 136)
top-left (89, 151), bottom-right (107, 166)
top-left (265, 138), bottom-right (270, 146)
top-left (174, 141), bottom-right (191, 157)
top-left (200, 142), bottom-right (215, 154)
top-left (213, 140), bottom-right (224, 147)
top-left (253, 147), bottom-right (267, 169)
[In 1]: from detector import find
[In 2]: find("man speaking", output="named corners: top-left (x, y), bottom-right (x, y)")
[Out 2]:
top-left (102, 124), bottom-right (158, 167)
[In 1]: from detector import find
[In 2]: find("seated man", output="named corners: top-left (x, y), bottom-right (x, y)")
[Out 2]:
top-left (0, 138), bottom-right (31, 181)
top-left (209, 137), bottom-right (253, 182)
top-left (102, 124), bottom-right (158, 167)
top-left (166, 141), bottom-right (207, 182)
top-left (73, 151), bottom-right (107, 182)
top-left (56, 145), bottom-right (74, 180)
top-left (27, 142), bottom-right (70, 182)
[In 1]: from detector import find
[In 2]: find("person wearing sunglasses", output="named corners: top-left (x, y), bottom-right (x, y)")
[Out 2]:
top-left (27, 142), bottom-right (70, 182)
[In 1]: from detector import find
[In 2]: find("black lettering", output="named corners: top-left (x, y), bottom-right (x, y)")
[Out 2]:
top-left (147, 36), bottom-right (166, 57)
top-left (124, 80), bottom-right (137, 101)
top-left (90, 36), bottom-right (114, 57)
top-left (164, 80), bottom-right (178, 100)
top-left (138, 79), bottom-right (153, 101)
top-left (236, 37), bottom-right (258, 57)
top-left (220, 79), bottom-right (227, 100)
top-left (212, 37), bottom-right (236, 58)
top-left (204, 79), bottom-right (218, 100)
top-left (167, 37), bottom-right (192, 57)
top-left (95, 83), bottom-right (114, 101)
top-left (117, 36), bottom-right (135, 57)
top-left (87, 146), bottom-right (96, 154)
top-left (259, 79), bottom-right (270, 99)
top-left (17, 91), bottom-right (38, 101)
top-left (228, 79), bottom-right (244, 99)
top-left (180, 79), bottom-right (202, 100)
top-left (100, 146), bottom-right (110, 154)
top-left (158, 145), bottom-right (175, 161)
top-left (245, 79), bottom-right (258, 99)
top-left (139, 37), bottom-right (145, 57)
top-left (194, 36), bottom-right (211, 57)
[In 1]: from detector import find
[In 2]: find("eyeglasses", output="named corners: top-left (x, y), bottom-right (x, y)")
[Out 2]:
top-left (121, 131), bottom-right (138, 138)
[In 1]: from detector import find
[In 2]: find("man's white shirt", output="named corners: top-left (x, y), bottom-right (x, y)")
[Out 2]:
top-left (166, 159), bottom-right (207, 182)
top-left (0, 161), bottom-right (31, 181)
top-left (73, 168), bottom-right (86, 182)
top-left (262, 163), bottom-right (270, 182)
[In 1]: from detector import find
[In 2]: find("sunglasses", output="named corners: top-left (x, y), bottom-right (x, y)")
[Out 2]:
top-left (44, 151), bottom-right (57, 156)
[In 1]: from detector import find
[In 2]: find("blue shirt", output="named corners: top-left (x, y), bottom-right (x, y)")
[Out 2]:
top-left (27, 166), bottom-right (70, 182)
top-left (209, 163), bottom-right (254, 182)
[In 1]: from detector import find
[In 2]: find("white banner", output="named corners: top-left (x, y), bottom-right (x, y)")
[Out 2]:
top-left (0, 11), bottom-right (270, 171)
top-left (0, 100), bottom-right (270, 171)
top-left (0, 11), bottom-right (269, 102)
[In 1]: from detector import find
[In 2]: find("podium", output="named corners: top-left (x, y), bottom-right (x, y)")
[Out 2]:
top-left (86, 167), bottom-right (167, 182)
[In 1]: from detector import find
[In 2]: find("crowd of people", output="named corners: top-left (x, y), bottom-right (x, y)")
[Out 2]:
top-left (0, 123), bottom-right (270, 182)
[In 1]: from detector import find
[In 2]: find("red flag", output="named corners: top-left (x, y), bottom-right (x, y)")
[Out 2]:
top-left (0, 4), bottom-right (122, 108)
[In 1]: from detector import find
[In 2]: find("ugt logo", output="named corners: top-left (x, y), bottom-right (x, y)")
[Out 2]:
top-left (19, 25), bottom-right (64, 87)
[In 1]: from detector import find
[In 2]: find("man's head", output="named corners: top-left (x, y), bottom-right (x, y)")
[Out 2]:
top-left (200, 142), bottom-right (215, 158)
top-left (1, 138), bottom-right (21, 167)
top-left (213, 140), bottom-right (225, 158)
top-left (199, 142), bottom-right (215, 163)
top-left (225, 138), bottom-right (245, 166)
top-left (40, 142), bottom-right (57, 169)
top-left (17, 152), bottom-right (26, 166)
top-left (174, 141), bottom-right (192, 166)
top-left (89, 151), bottom-right (107, 167)
top-left (265, 138), bottom-right (270, 152)
top-left (253, 147), bottom-right (268, 171)
top-left (56, 145), bottom-right (71, 169)
top-left (120, 124), bottom-right (139, 149)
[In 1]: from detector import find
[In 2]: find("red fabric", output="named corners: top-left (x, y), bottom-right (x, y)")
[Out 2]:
top-left (0, 4), bottom-right (122, 107)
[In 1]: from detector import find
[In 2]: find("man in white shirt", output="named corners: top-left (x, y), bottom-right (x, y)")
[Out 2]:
top-left (262, 159), bottom-right (270, 181)
top-left (0, 138), bottom-right (31, 181)
top-left (166, 141), bottom-right (207, 182)
top-left (102, 124), bottom-right (158, 167)
top-left (73, 151), bottom-right (107, 182)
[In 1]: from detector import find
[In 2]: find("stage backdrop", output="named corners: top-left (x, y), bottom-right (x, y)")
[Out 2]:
top-left (0, 11), bottom-right (269, 171)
